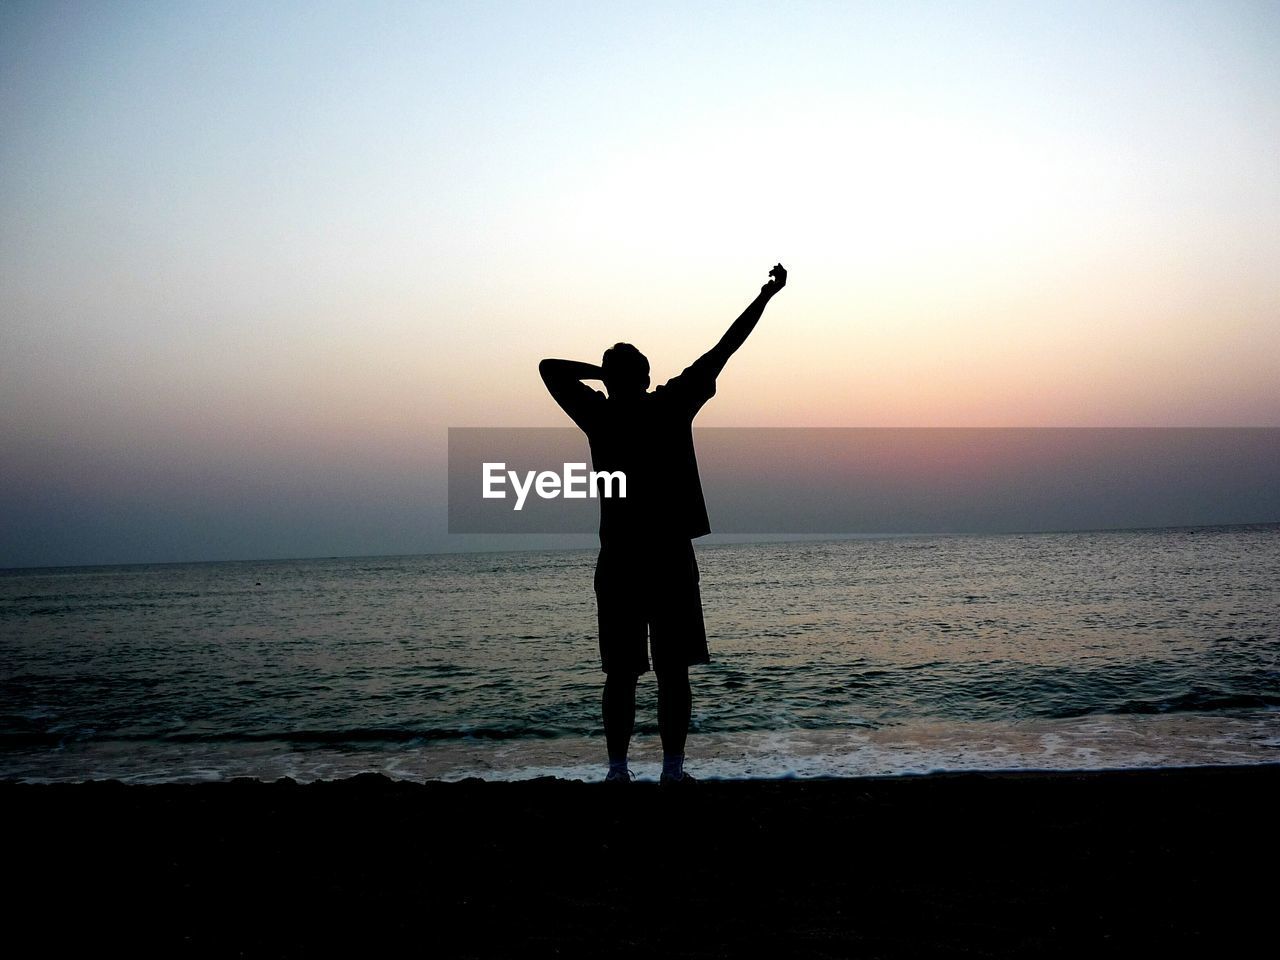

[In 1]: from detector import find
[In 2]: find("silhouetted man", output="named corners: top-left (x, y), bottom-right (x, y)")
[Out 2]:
top-left (540, 264), bottom-right (787, 783)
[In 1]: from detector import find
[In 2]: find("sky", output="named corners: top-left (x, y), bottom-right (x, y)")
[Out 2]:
top-left (2, 1), bottom-right (1278, 566)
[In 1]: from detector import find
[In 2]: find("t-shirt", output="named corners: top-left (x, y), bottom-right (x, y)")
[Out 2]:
top-left (547, 356), bottom-right (717, 545)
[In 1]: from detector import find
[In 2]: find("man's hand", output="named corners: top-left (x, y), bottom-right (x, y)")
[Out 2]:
top-left (761, 263), bottom-right (788, 297)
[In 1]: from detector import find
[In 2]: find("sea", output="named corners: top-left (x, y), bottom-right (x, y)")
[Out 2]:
top-left (2, 524), bottom-right (1277, 783)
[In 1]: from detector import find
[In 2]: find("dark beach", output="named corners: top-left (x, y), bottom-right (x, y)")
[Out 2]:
top-left (5, 764), bottom-right (1276, 957)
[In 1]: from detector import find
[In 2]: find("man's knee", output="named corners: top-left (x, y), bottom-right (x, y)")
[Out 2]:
top-left (655, 663), bottom-right (690, 689)
top-left (605, 670), bottom-right (641, 692)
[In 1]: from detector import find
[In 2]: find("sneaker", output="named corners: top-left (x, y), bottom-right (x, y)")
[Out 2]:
top-left (659, 770), bottom-right (697, 787)
top-left (604, 767), bottom-right (635, 784)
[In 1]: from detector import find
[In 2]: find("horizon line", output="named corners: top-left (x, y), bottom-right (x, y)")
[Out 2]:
top-left (4, 520), bottom-right (1277, 574)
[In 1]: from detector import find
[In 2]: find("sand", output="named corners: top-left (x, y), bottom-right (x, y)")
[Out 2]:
top-left (5, 764), bottom-right (1276, 956)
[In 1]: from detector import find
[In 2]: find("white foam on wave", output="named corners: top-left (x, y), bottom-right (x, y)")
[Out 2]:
top-left (6, 711), bottom-right (1277, 784)
top-left (389, 711), bottom-right (1280, 782)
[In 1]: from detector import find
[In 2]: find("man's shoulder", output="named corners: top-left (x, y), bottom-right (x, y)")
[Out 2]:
top-left (653, 361), bottom-right (716, 417)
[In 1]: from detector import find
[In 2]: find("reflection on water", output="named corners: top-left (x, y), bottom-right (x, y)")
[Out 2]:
top-left (2, 524), bottom-right (1277, 781)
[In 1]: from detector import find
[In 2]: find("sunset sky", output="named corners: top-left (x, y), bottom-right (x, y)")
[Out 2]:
top-left (2, 1), bottom-right (1278, 566)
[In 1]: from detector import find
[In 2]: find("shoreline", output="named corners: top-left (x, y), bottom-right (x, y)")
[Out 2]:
top-left (7, 707), bottom-right (1277, 784)
top-left (4, 754), bottom-right (1280, 786)
top-left (7, 763), bottom-right (1277, 955)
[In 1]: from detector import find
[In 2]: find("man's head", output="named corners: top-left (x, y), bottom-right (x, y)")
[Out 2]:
top-left (601, 342), bottom-right (650, 397)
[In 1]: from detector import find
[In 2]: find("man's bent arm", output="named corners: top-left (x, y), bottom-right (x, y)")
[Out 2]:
top-left (539, 358), bottom-right (605, 429)
top-left (697, 263), bottom-right (787, 379)
top-left (539, 359), bottom-right (604, 387)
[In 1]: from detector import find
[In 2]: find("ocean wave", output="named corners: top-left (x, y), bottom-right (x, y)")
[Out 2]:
top-left (3, 528), bottom-right (1277, 780)
top-left (1072, 689), bottom-right (1280, 717)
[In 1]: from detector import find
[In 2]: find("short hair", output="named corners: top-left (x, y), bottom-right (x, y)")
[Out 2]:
top-left (601, 342), bottom-right (649, 379)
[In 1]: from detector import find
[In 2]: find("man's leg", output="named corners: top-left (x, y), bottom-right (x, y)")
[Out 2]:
top-left (603, 670), bottom-right (640, 773)
top-left (656, 662), bottom-right (691, 779)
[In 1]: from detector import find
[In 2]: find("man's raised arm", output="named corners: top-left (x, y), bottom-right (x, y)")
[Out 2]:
top-left (696, 263), bottom-right (787, 379)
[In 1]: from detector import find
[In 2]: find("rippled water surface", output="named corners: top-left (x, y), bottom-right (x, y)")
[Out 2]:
top-left (2, 525), bottom-right (1277, 781)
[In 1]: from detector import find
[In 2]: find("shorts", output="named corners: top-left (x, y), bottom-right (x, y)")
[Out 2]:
top-left (593, 538), bottom-right (710, 675)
